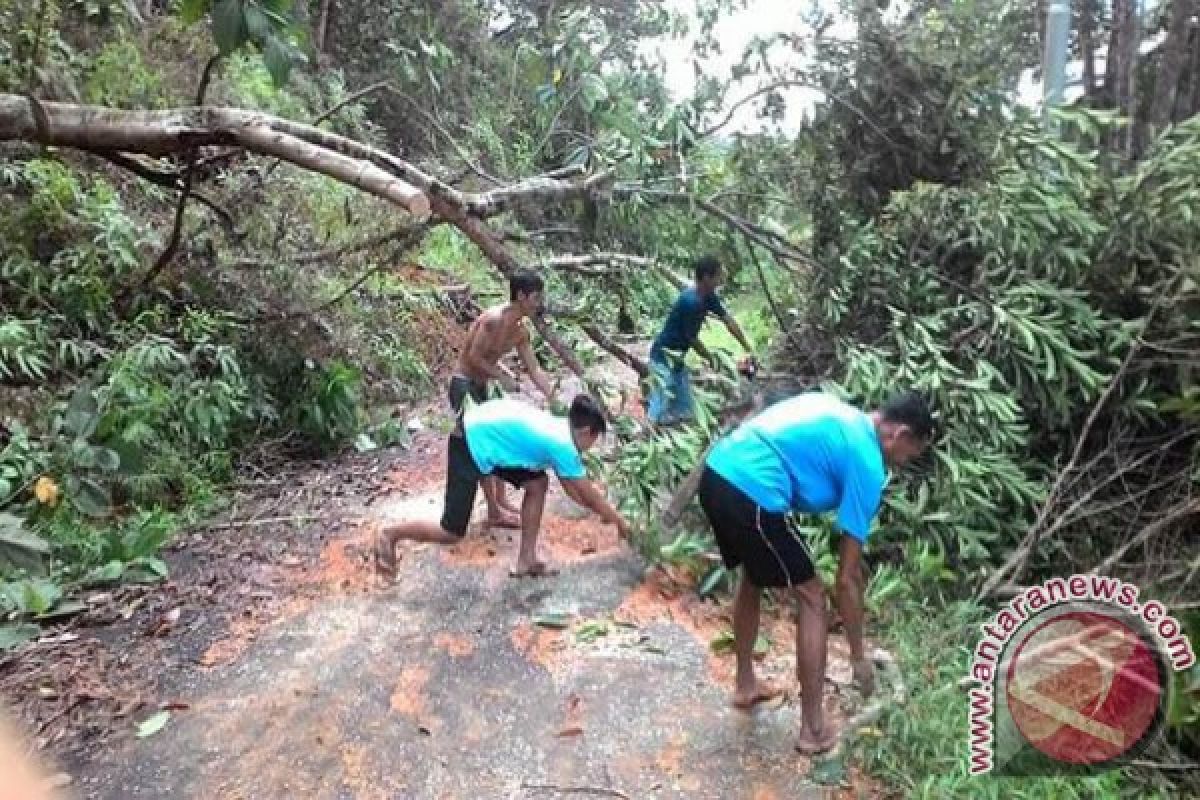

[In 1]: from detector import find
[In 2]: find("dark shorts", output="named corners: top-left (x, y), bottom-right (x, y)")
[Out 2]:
top-left (697, 466), bottom-right (816, 588)
top-left (440, 435), bottom-right (546, 536)
top-left (447, 374), bottom-right (492, 436)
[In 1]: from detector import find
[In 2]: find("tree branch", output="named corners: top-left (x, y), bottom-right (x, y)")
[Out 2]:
top-left (580, 324), bottom-right (647, 380)
top-left (698, 78), bottom-right (896, 144)
top-left (979, 280), bottom-right (1179, 599)
top-left (227, 223), bottom-right (439, 270)
top-left (87, 149), bottom-right (236, 235)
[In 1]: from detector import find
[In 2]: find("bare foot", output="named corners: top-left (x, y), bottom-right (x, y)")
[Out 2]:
top-left (732, 681), bottom-right (784, 711)
top-left (509, 560), bottom-right (558, 578)
top-left (373, 528), bottom-right (397, 581)
top-left (487, 510), bottom-right (521, 529)
top-left (795, 725), bottom-right (839, 755)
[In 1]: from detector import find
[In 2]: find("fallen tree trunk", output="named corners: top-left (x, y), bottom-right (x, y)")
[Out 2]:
top-left (0, 95), bottom-right (431, 218)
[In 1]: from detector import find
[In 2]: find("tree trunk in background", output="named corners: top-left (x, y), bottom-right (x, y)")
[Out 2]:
top-left (1121, 0), bottom-right (1141, 156)
top-left (1080, 0), bottom-right (1098, 97)
top-left (1149, 1), bottom-right (1197, 137)
top-left (314, 0), bottom-right (335, 55)
top-left (1104, 0), bottom-right (1123, 106)
top-left (1187, 24), bottom-right (1200, 116)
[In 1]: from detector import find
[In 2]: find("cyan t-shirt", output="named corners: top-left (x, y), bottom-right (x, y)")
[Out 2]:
top-left (464, 398), bottom-right (586, 479)
top-left (650, 286), bottom-right (727, 360)
top-left (705, 393), bottom-right (887, 542)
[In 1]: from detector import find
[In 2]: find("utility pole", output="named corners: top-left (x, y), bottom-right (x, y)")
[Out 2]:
top-left (1042, 0), bottom-right (1071, 130)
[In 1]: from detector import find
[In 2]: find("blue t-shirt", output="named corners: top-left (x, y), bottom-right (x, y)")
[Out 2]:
top-left (650, 286), bottom-right (727, 360)
top-left (705, 393), bottom-right (887, 542)
top-left (464, 397), bottom-right (587, 479)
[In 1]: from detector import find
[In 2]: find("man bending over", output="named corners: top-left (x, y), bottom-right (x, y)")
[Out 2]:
top-left (375, 394), bottom-right (631, 578)
top-left (697, 391), bottom-right (934, 753)
top-left (451, 270), bottom-right (557, 528)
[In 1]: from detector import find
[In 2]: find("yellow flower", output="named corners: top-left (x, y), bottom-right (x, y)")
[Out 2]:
top-left (553, 68), bottom-right (563, 85)
top-left (34, 476), bottom-right (60, 507)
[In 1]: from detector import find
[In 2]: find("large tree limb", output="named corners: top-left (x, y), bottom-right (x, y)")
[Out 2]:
top-left (538, 252), bottom-right (654, 276)
top-left (0, 95), bottom-right (612, 220)
top-left (0, 95), bottom-right (431, 218)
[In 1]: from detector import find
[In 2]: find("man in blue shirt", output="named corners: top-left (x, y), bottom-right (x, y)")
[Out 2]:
top-left (374, 395), bottom-right (632, 578)
top-left (647, 255), bottom-right (753, 425)
top-left (699, 391), bottom-right (934, 753)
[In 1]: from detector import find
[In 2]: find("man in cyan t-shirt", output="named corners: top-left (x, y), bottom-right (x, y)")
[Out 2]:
top-left (374, 395), bottom-right (632, 578)
top-left (646, 255), bottom-right (753, 425)
top-left (699, 391), bottom-right (934, 754)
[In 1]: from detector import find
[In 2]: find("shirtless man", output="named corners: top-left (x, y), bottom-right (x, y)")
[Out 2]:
top-left (451, 270), bottom-right (557, 528)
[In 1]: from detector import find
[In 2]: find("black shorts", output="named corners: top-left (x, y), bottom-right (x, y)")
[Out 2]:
top-left (440, 436), bottom-right (546, 536)
top-left (447, 374), bottom-right (492, 436)
top-left (697, 466), bottom-right (816, 588)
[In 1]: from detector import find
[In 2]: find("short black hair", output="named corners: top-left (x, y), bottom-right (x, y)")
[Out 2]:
top-left (510, 270), bottom-right (544, 302)
top-left (881, 391), bottom-right (936, 441)
top-left (694, 255), bottom-right (721, 283)
top-left (567, 394), bottom-right (607, 436)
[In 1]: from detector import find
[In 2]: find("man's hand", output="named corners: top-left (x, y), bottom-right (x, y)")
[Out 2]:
top-left (852, 657), bottom-right (876, 698)
top-left (615, 517), bottom-right (633, 541)
top-left (498, 366), bottom-right (519, 392)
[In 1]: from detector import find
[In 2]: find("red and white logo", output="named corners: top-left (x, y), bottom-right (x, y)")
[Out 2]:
top-left (1004, 609), bottom-right (1166, 766)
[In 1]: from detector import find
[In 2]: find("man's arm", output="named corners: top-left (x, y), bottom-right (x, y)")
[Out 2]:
top-left (464, 317), bottom-right (518, 389)
top-left (515, 324), bottom-right (555, 400)
top-left (723, 315), bottom-right (753, 353)
top-left (835, 534), bottom-right (875, 696)
top-left (560, 477), bottom-right (632, 539)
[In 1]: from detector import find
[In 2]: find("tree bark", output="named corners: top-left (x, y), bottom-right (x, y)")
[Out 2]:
top-left (1189, 24), bottom-right (1200, 117)
top-left (1080, 0), bottom-right (1098, 98)
top-left (1115, 0), bottom-right (1141, 155)
top-left (315, 0), bottom-right (335, 55)
top-left (1149, 0), bottom-right (1197, 135)
top-left (0, 95), bottom-right (431, 217)
top-left (1104, 0), bottom-right (1124, 105)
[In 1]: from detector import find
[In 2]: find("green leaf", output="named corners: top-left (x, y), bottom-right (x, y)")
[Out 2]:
top-left (0, 514), bottom-right (50, 574)
top-left (136, 710), bottom-right (170, 738)
top-left (574, 620), bottom-right (609, 643)
top-left (2, 579), bottom-right (62, 615)
top-left (353, 433), bottom-right (378, 453)
top-left (65, 388), bottom-right (99, 439)
top-left (811, 755), bottom-right (848, 786)
top-left (83, 560), bottom-right (125, 586)
top-left (754, 633), bottom-right (770, 657)
top-left (0, 623), bottom-right (39, 652)
top-left (709, 630), bottom-right (735, 654)
top-left (262, 35), bottom-right (293, 86)
top-left (69, 477), bottom-right (111, 518)
top-left (92, 447), bottom-right (121, 472)
top-left (243, 3), bottom-right (271, 39)
top-left (578, 73), bottom-right (608, 113)
top-left (212, 0), bottom-right (247, 55)
top-left (532, 611), bottom-right (571, 629)
top-left (179, 0), bottom-right (211, 25)
top-left (36, 599), bottom-right (86, 620)
top-left (697, 565), bottom-right (726, 598)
